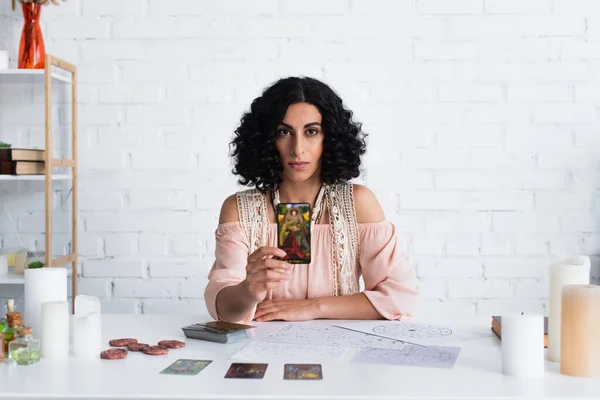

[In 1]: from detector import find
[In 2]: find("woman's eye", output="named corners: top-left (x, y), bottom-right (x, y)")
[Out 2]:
top-left (306, 128), bottom-right (319, 136)
top-left (277, 129), bottom-right (291, 136)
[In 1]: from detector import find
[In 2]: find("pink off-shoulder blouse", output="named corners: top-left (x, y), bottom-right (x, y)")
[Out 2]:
top-left (204, 220), bottom-right (420, 322)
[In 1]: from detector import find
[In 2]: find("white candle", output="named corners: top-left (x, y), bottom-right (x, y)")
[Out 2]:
top-left (561, 285), bottom-right (600, 377)
top-left (72, 295), bottom-right (102, 360)
top-left (548, 256), bottom-right (590, 362)
top-left (41, 301), bottom-right (69, 360)
top-left (501, 313), bottom-right (545, 378)
top-left (24, 268), bottom-right (68, 336)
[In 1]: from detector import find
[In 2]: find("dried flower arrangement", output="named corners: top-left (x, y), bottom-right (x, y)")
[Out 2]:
top-left (12, 0), bottom-right (67, 11)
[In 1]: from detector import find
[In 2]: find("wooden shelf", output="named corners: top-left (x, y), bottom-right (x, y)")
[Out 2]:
top-left (0, 69), bottom-right (71, 84)
top-left (0, 270), bottom-right (24, 284)
top-left (0, 55), bottom-right (78, 312)
top-left (0, 175), bottom-right (71, 181)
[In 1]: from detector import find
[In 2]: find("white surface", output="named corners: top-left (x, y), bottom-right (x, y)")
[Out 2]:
top-left (0, 69), bottom-right (71, 84)
top-left (1, 314), bottom-right (599, 400)
top-left (548, 256), bottom-right (591, 362)
top-left (24, 268), bottom-right (67, 336)
top-left (334, 320), bottom-right (490, 346)
top-left (0, 269), bottom-right (25, 284)
top-left (0, 174), bottom-right (71, 181)
top-left (41, 301), bottom-right (69, 360)
top-left (72, 295), bottom-right (102, 360)
top-left (501, 313), bottom-right (545, 378)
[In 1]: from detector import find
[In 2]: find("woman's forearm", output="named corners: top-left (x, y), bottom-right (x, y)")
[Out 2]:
top-left (215, 281), bottom-right (257, 322)
top-left (315, 293), bottom-right (384, 320)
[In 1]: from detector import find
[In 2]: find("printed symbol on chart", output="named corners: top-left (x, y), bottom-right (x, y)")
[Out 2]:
top-left (361, 346), bottom-right (453, 365)
top-left (372, 324), bottom-right (452, 339)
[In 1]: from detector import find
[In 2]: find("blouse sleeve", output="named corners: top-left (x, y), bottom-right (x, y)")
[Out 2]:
top-left (359, 221), bottom-right (420, 320)
top-left (203, 222), bottom-right (256, 322)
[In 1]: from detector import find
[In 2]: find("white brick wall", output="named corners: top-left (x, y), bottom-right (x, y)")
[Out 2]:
top-left (1, 0), bottom-right (600, 316)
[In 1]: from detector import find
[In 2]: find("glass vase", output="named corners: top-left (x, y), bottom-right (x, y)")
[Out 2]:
top-left (18, 3), bottom-right (45, 69)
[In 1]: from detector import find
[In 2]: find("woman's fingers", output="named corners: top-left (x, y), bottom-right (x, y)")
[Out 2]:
top-left (250, 269), bottom-right (290, 284)
top-left (247, 246), bottom-right (286, 263)
top-left (247, 258), bottom-right (292, 274)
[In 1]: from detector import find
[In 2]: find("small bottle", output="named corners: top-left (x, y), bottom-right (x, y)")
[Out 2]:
top-left (0, 299), bottom-right (14, 361)
top-left (3, 311), bottom-right (22, 356)
top-left (8, 326), bottom-right (40, 365)
top-left (0, 299), bottom-right (15, 331)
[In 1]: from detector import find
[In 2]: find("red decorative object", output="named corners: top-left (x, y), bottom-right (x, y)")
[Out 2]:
top-left (18, 2), bottom-right (45, 69)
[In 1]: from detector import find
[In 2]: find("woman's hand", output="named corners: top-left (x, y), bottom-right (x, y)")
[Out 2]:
top-left (241, 246), bottom-right (292, 303)
top-left (254, 298), bottom-right (321, 322)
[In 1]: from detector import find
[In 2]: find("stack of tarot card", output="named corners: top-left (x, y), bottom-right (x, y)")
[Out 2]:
top-left (181, 321), bottom-right (255, 344)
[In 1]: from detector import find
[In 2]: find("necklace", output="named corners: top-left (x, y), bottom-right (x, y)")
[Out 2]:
top-left (272, 184), bottom-right (327, 226)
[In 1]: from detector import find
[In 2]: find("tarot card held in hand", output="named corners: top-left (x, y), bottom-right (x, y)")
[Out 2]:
top-left (160, 359), bottom-right (212, 375)
top-left (284, 364), bottom-right (323, 380)
top-left (277, 203), bottom-right (311, 264)
top-left (225, 363), bottom-right (268, 379)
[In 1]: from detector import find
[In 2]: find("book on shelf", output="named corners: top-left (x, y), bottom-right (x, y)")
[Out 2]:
top-left (0, 148), bottom-right (45, 162)
top-left (0, 161), bottom-right (45, 175)
top-left (491, 316), bottom-right (548, 348)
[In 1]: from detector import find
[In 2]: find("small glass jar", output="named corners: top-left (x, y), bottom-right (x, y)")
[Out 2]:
top-left (25, 250), bottom-right (45, 270)
top-left (3, 311), bottom-right (22, 356)
top-left (8, 326), bottom-right (40, 365)
top-left (13, 249), bottom-right (28, 274)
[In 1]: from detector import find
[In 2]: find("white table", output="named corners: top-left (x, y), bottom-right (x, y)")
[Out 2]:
top-left (1, 314), bottom-right (598, 399)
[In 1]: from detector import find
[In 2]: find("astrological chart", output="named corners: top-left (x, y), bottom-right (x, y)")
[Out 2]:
top-left (373, 323), bottom-right (452, 340)
top-left (230, 341), bottom-right (347, 363)
top-left (352, 345), bottom-right (461, 369)
top-left (262, 323), bottom-right (411, 350)
top-left (335, 321), bottom-right (488, 346)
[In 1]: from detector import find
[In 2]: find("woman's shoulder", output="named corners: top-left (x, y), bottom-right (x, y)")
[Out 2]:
top-left (219, 194), bottom-right (239, 224)
top-left (219, 188), bottom-right (267, 224)
top-left (351, 184), bottom-right (385, 224)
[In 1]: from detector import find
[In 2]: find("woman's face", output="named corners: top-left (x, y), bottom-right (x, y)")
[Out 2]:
top-left (274, 102), bottom-right (324, 184)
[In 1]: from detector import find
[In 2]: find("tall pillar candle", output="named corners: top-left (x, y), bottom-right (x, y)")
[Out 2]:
top-left (24, 268), bottom-right (68, 336)
top-left (548, 256), bottom-right (590, 362)
top-left (501, 313), bottom-right (545, 378)
top-left (560, 285), bottom-right (600, 377)
top-left (73, 295), bottom-right (101, 360)
top-left (41, 301), bottom-right (69, 360)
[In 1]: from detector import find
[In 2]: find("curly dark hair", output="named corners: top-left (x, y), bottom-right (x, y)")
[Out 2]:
top-left (230, 76), bottom-right (367, 192)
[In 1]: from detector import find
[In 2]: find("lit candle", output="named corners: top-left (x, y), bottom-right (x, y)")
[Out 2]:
top-left (560, 285), bottom-right (600, 377)
top-left (548, 256), bottom-right (590, 362)
top-left (501, 312), bottom-right (545, 378)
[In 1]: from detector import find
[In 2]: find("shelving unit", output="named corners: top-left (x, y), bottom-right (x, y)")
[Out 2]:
top-left (0, 54), bottom-right (78, 312)
top-left (0, 270), bottom-right (25, 285)
top-left (0, 175), bottom-right (71, 181)
top-left (0, 68), bottom-right (71, 84)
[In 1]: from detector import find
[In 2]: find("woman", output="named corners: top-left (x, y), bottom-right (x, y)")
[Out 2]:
top-left (204, 77), bottom-right (419, 323)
